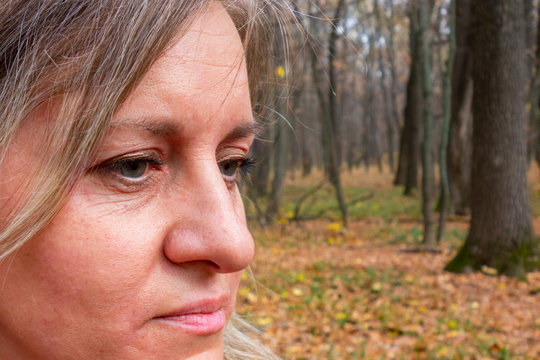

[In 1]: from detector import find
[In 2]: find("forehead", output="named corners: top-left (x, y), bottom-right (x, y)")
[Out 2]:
top-left (113, 2), bottom-right (251, 133)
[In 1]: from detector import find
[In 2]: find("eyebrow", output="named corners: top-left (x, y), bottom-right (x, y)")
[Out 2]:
top-left (109, 118), bottom-right (181, 138)
top-left (223, 121), bottom-right (262, 142)
top-left (109, 117), bottom-right (261, 141)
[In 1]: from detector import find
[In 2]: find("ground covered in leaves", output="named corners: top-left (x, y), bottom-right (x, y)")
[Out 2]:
top-left (237, 167), bottom-right (540, 359)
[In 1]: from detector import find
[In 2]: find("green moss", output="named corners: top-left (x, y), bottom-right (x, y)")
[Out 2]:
top-left (445, 233), bottom-right (540, 279)
top-left (444, 241), bottom-right (474, 273)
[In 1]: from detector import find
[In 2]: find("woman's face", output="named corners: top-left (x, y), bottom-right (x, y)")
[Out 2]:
top-left (0, 3), bottom-right (255, 359)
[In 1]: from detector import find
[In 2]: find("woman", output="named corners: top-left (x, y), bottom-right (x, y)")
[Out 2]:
top-left (0, 0), bottom-right (280, 358)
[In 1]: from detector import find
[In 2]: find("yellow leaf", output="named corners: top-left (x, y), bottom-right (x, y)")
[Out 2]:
top-left (292, 287), bottom-right (304, 296)
top-left (297, 273), bottom-right (305, 282)
top-left (247, 292), bottom-right (258, 304)
top-left (281, 291), bottom-right (289, 298)
top-left (371, 282), bottom-right (382, 293)
top-left (275, 66), bottom-right (285, 79)
top-left (326, 222), bottom-right (341, 233)
top-left (436, 346), bottom-right (450, 357)
top-left (497, 283), bottom-right (506, 290)
top-left (256, 316), bottom-right (273, 326)
top-left (239, 287), bottom-right (250, 296)
top-left (241, 272), bottom-right (248, 281)
top-left (481, 265), bottom-right (498, 276)
top-left (336, 312), bottom-right (347, 320)
top-left (447, 320), bottom-right (458, 329)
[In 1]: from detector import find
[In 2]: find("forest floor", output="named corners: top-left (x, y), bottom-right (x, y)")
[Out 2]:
top-left (237, 166), bottom-right (540, 359)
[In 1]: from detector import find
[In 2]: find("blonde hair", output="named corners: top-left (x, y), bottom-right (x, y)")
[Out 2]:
top-left (0, 0), bottom-right (281, 358)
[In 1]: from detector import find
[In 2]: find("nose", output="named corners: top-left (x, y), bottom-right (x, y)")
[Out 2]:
top-left (162, 164), bottom-right (254, 274)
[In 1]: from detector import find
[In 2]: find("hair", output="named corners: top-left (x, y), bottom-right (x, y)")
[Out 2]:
top-left (0, 0), bottom-right (282, 358)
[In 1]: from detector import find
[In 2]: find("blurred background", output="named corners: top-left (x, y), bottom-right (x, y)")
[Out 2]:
top-left (237, 0), bottom-right (540, 358)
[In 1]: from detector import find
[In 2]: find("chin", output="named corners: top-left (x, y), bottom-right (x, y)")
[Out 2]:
top-left (117, 325), bottom-right (226, 360)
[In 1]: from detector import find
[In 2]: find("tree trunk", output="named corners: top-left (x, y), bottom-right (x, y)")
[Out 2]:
top-left (438, 0), bottom-right (456, 243)
top-left (445, 0), bottom-right (537, 278)
top-left (326, 0), bottom-right (348, 226)
top-left (529, 1), bottom-right (540, 167)
top-left (266, 115), bottom-right (289, 221)
top-left (386, 0), bottom-right (403, 165)
top-left (248, 135), bottom-right (271, 198)
top-left (398, 5), bottom-right (423, 195)
top-left (362, 32), bottom-right (382, 171)
top-left (374, 0), bottom-right (395, 172)
top-left (308, 0), bottom-right (348, 226)
top-left (419, 0), bottom-right (435, 246)
top-left (447, 0), bottom-right (472, 215)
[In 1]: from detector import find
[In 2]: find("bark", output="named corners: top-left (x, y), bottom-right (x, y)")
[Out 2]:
top-left (362, 32), bottom-right (382, 171)
top-left (419, 0), bottom-right (435, 246)
top-left (325, 0), bottom-right (348, 226)
top-left (248, 135), bottom-right (271, 198)
top-left (266, 116), bottom-right (289, 220)
top-left (438, 0), bottom-right (456, 243)
top-left (374, 0), bottom-right (395, 171)
top-left (385, 0), bottom-right (403, 150)
top-left (386, 0), bottom-right (405, 182)
top-left (308, 0), bottom-right (348, 226)
top-left (524, 0), bottom-right (535, 163)
top-left (447, 0), bottom-right (472, 215)
top-left (396, 4), bottom-right (422, 194)
top-left (529, 1), bottom-right (540, 166)
top-left (445, 0), bottom-right (537, 278)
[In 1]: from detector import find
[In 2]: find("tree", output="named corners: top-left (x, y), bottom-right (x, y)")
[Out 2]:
top-left (528, 1), bottom-right (540, 166)
top-left (361, 31), bottom-right (382, 171)
top-left (266, 23), bottom-right (291, 221)
top-left (419, 0), bottom-right (435, 246)
top-left (437, 0), bottom-right (456, 243)
top-left (447, 0), bottom-right (472, 215)
top-left (445, 0), bottom-right (538, 277)
top-left (308, 0), bottom-right (348, 226)
top-left (373, 0), bottom-right (396, 171)
top-left (394, 2), bottom-right (422, 195)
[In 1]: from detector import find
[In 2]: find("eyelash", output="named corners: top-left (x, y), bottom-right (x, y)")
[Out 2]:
top-left (219, 156), bottom-right (255, 185)
top-left (91, 153), bottom-right (255, 190)
top-left (90, 153), bottom-right (164, 189)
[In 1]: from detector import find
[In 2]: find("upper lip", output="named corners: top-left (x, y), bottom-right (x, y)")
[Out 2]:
top-left (156, 294), bottom-right (229, 318)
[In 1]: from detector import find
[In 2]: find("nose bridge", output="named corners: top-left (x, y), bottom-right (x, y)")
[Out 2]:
top-left (163, 161), bottom-right (254, 273)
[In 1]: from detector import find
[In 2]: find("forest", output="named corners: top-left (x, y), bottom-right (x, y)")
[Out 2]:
top-left (237, 0), bottom-right (540, 358)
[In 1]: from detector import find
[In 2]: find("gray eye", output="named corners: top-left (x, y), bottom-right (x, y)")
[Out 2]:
top-left (117, 160), bottom-right (148, 178)
top-left (219, 160), bottom-right (240, 177)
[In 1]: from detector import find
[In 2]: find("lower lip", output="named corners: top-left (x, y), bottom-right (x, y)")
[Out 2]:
top-left (157, 309), bottom-right (226, 335)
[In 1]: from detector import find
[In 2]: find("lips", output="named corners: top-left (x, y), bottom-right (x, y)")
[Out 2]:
top-left (154, 296), bottom-right (229, 335)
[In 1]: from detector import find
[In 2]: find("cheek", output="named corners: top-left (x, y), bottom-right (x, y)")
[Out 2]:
top-left (14, 186), bottom-right (164, 315)
top-left (39, 198), bottom-right (159, 295)
top-left (16, 212), bottom-right (149, 311)
top-left (226, 272), bottom-right (243, 312)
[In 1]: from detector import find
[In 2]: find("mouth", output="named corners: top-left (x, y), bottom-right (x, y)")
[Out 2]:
top-left (154, 296), bottom-right (229, 335)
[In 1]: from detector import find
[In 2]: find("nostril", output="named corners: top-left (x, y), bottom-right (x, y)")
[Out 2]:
top-left (173, 259), bottom-right (221, 271)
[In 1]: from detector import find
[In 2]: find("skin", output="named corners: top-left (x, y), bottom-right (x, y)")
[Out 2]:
top-left (0, 3), bottom-right (255, 359)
